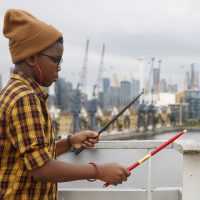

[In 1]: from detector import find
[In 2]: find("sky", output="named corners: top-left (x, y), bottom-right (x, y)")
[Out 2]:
top-left (1, 0), bottom-right (200, 95)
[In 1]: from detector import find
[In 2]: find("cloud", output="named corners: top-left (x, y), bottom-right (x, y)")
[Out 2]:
top-left (0, 0), bottom-right (200, 93)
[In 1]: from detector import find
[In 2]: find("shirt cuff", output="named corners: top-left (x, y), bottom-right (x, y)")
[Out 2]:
top-left (23, 147), bottom-right (52, 171)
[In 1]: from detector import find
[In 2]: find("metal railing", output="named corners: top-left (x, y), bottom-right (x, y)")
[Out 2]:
top-left (57, 139), bottom-right (200, 200)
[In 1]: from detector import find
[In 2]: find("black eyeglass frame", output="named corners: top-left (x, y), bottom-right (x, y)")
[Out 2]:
top-left (39, 53), bottom-right (63, 68)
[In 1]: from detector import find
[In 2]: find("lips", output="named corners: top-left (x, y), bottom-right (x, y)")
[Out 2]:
top-left (53, 75), bottom-right (59, 81)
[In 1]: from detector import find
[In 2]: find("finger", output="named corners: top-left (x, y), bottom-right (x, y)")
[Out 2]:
top-left (85, 131), bottom-right (99, 138)
top-left (84, 138), bottom-right (99, 147)
top-left (85, 140), bottom-right (95, 146)
top-left (121, 173), bottom-right (127, 181)
top-left (117, 180), bottom-right (122, 184)
top-left (125, 170), bottom-right (131, 177)
top-left (82, 141), bottom-right (95, 148)
top-left (88, 138), bottom-right (99, 144)
top-left (98, 135), bottom-right (102, 141)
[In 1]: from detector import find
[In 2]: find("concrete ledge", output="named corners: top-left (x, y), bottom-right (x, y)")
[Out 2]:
top-left (153, 187), bottom-right (182, 200)
top-left (58, 188), bottom-right (181, 200)
top-left (58, 188), bottom-right (146, 200)
top-left (174, 140), bottom-right (200, 154)
top-left (94, 140), bottom-right (173, 149)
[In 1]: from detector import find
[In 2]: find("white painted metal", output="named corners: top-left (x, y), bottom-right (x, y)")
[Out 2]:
top-left (147, 149), bottom-right (152, 200)
top-left (174, 140), bottom-right (200, 200)
top-left (57, 140), bottom-right (200, 200)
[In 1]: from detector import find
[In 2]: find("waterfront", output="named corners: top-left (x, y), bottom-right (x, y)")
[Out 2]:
top-left (141, 130), bottom-right (200, 141)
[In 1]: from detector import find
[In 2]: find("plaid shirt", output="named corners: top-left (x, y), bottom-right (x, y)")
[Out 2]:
top-left (0, 71), bottom-right (57, 200)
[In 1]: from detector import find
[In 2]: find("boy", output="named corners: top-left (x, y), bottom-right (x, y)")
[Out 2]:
top-left (0, 9), bottom-right (131, 199)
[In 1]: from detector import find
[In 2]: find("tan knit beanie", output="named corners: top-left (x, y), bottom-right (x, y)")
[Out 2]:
top-left (3, 9), bottom-right (62, 64)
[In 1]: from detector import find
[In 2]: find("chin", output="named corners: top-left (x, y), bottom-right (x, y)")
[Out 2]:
top-left (42, 82), bottom-right (52, 87)
top-left (46, 82), bottom-right (53, 87)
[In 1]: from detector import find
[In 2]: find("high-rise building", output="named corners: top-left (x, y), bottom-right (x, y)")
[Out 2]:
top-left (102, 78), bottom-right (110, 108)
top-left (176, 90), bottom-right (200, 120)
top-left (120, 81), bottom-right (131, 106)
top-left (65, 81), bottom-right (73, 91)
top-left (160, 78), bottom-right (167, 92)
top-left (109, 86), bottom-right (120, 107)
top-left (103, 78), bottom-right (110, 93)
top-left (131, 79), bottom-right (140, 99)
top-left (186, 64), bottom-right (199, 90)
top-left (191, 63), bottom-right (199, 89)
top-left (98, 91), bottom-right (104, 108)
top-left (185, 71), bottom-right (190, 90)
top-left (152, 68), bottom-right (160, 94)
top-left (54, 78), bottom-right (73, 110)
top-left (169, 103), bottom-right (189, 126)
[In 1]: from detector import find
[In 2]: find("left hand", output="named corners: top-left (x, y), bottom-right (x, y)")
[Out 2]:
top-left (71, 130), bottom-right (99, 149)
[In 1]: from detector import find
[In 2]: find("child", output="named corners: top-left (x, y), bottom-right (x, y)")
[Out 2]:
top-left (0, 9), bottom-right (131, 199)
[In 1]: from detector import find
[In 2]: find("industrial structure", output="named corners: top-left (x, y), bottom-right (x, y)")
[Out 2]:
top-left (48, 42), bottom-right (200, 138)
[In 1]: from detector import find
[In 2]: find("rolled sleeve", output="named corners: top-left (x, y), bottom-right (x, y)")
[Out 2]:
top-left (8, 94), bottom-right (53, 170)
top-left (23, 147), bottom-right (52, 170)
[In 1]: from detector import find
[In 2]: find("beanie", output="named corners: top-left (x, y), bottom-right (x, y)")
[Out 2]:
top-left (3, 9), bottom-right (62, 64)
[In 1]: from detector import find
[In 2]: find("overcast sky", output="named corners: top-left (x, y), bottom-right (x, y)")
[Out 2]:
top-left (1, 0), bottom-right (200, 95)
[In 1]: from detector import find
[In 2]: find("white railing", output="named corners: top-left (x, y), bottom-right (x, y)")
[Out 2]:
top-left (58, 140), bottom-right (200, 200)
top-left (174, 140), bottom-right (200, 200)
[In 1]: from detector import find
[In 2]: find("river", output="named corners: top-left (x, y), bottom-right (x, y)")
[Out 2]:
top-left (140, 129), bottom-right (200, 141)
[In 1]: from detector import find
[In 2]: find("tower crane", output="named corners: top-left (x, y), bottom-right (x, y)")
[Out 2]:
top-left (145, 57), bottom-right (155, 102)
top-left (77, 39), bottom-right (89, 94)
top-left (157, 59), bottom-right (161, 101)
top-left (71, 39), bottom-right (89, 133)
top-left (92, 44), bottom-right (105, 97)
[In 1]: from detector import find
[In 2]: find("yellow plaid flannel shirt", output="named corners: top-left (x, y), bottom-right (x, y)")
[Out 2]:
top-left (0, 71), bottom-right (57, 199)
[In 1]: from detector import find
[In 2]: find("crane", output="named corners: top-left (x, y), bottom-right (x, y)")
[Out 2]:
top-left (92, 44), bottom-right (105, 97)
top-left (71, 39), bottom-right (89, 133)
top-left (145, 57), bottom-right (155, 103)
top-left (77, 39), bottom-right (89, 94)
top-left (157, 59), bottom-right (161, 101)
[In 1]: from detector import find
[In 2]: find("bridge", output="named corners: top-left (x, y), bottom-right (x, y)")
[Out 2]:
top-left (57, 139), bottom-right (200, 200)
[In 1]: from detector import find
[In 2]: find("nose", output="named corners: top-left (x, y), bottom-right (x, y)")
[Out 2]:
top-left (57, 66), bottom-right (61, 72)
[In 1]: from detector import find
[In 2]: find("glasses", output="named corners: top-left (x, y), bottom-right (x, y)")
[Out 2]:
top-left (39, 53), bottom-right (63, 68)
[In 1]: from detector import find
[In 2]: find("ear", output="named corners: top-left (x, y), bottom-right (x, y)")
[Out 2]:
top-left (25, 55), bottom-right (36, 67)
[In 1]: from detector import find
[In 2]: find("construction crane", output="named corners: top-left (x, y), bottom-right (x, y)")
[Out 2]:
top-left (92, 44), bottom-right (105, 97)
top-left (145, 58), bottom-right (155, 95)
top-left (157, 59), bottom-right (161, 101)
top-left (77, 39), bottom-right (89, 94)
top-left (70, 39), bottom-right (89, 133)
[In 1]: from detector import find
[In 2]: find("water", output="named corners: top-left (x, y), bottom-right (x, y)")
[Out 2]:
top-left (143, 130), bottom-right (200, 141)
top-left (58, 131), bottom-right (200, 189)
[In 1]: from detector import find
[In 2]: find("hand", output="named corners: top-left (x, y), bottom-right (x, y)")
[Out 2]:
top-left (97, 162), bottom-right (131, 186)
top-left (71, 130), bottom-right (99, 149)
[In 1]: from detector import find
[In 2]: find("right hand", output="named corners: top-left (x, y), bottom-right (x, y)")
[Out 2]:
top-left (97, 162), bottom-right (131, 186)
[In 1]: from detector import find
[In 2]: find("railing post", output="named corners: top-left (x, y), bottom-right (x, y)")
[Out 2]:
top-left (174, 140), bottom-right (200, 200)
top-left (147, 148), bottom-right (152, 200)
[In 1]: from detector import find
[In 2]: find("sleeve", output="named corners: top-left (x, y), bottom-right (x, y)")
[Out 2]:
top-left (8, 94), bottom-right (52, 171)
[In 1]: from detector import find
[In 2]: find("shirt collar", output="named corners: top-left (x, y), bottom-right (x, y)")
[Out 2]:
top-left (10, 70), bottom-right (49, 101)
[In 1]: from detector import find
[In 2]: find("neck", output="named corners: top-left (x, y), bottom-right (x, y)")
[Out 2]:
top-left (14, 64), bottom-right (34, 80)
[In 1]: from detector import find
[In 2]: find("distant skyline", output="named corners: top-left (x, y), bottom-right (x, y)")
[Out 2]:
top-left (1, 0), bottom-right (200, 95)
